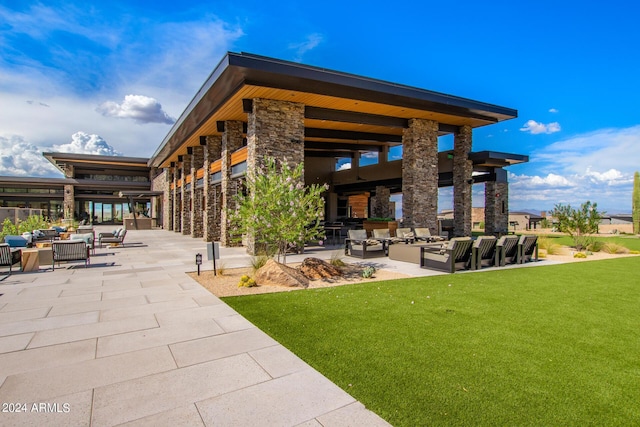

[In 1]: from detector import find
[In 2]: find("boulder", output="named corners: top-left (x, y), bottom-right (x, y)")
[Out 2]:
top-left (298, 257), bottom-right (342, 280)
top-left (254, 259), bottom-right (309, 288)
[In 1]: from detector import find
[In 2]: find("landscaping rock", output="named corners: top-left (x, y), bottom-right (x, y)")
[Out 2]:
top-left (298, 257), bottom-right (342, 280)
top-left (254, 259), bottom-right (309, 288)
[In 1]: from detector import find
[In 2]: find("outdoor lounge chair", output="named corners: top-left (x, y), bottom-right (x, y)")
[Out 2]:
top-left (420, 237), bottom-right (473, 273)
top-left (345, 229), bottom-right (386, 259)
top-left (52, 240), bottom-right (90, 270)
top-left (0, 243), bottom-right (18, 276)
top-left (517, 235), bottom-right (539, 264)
top-left (372, 228), bottom-right (404, 244)
top-left (414, 228), bottom-right (445, 243)
top-left (98, 229), bottom-right (127, 248)
top-left (470, 235), bottom-right (498, 270)
top-left (70, 232), bottom-right (95, 255)
top-left (495, 235), bottom-right (520, 266)
top-left (395, 227), bottom-right (415, 243)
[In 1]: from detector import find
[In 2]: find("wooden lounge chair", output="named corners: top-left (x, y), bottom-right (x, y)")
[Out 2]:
top-left (345, 229), bottom-right (386, 259)
top-left (414, 228), bottom-right (445, 243)
top-left (52, 241), bottom-right (90, 270)
top-left (420, 237), bottom-right (473, 273)
top-left (471, 235), bottom-right (498, 270)
top-left (496, 235), bottom-right (520, 266)
top-left (517, 235), bottom-right (539, 264)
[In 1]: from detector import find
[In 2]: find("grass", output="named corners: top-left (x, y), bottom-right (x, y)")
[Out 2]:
top-left (223, 257), bottom-right (640, 426)
top-left (544, 234), bottom-right (640, 251)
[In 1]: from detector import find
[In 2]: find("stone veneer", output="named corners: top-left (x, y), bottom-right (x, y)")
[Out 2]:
top-left (150, 168), bottom-right (171, 230)
top-left (484, 171), bottom-right (509, 235)
top-left (453, 125), bottom-right (473, 237)
top-left (172, 165), bottom-right (180, 232)
top-left (402, 118), bottom-right (439, 233)
top-left (220, 121), bottom-right (244, 246)
top-left (245, 98), bottom-right (305, 254)
top-left (180, 153), bottom-right (192, 235)
top-left (190, 146), bottom-right (204, 238)
top-left (371, 186), bottom-right (391, 218)
top-left (203, 135), bottom-right (222, 242)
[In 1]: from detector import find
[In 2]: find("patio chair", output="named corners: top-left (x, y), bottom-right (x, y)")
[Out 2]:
top-left (395, 227), bottom-right (415, 244)
top-left (0, 243), bottom-right (18, 276)
top-left (52, 240), bottom-right (90, 270)
top-left (495, 235), bottom-right (520, 266)
top-left (70, 232), bottom-right (95, 255)
top-left (470, 235), bottom-right (498, 270)
top-left (345, 229), bottom-right (386, 259)
top-left (420, 237), bottom-right (473, 273)
top-left (414, 228), bottom-right (445, 243)
top-left (517, 235), bottom-right (539, 264)
top-left (98, 229), bottom-right (127, 248)
top-left (372, 228), bottom-right (404, 245)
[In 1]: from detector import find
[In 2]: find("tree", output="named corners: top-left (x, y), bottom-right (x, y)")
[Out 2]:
top-left (633, 171), bottom-right (640, 234)
top-left (230, 157), bottom-right (327, 264)
top-left (550, 201), bottom-right (604, 251)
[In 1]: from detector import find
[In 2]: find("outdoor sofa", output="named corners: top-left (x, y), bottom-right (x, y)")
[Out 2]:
top-left (414, 228), bottom-right (446, 243)
top-left (98, 229), bottom-right (127, 248)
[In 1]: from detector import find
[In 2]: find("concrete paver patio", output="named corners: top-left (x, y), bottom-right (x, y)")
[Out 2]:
top-left (0, 228), bottom-right (390, 426)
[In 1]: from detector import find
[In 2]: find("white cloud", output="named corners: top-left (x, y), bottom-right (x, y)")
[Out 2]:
top-left (549, 108), bottom-right (559, 113)
top-left (52, 132), bottom-right (122, 156)
top-left (520, 120), bottom-right (561, 134)
top-left (289, 33), bottom-right (323, 62)
top-left (97, 95), bottom-right (175, 124)
top-left (0, 135), bottom-right (60, 177)
top-left (337, 162), bottom-right (352, 171)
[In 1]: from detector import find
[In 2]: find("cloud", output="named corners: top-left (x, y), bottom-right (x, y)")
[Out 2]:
top-left (52, 132), bottom-right (122, 156)
top-left (549, 108), bottom-right (559, 113)
top-left (97, 95), bottom-right (175, 124)
top-left (289, 33), bottom-right (323, 62)
top-left (336, 162), bottom-right (352, 171)
top-left (520, 120), bottom-right (561, 134)
top-left (0, 135), bottom-right (60, 177)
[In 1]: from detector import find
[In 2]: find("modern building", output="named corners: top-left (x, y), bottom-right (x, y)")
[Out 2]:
top-left (0, 52), bottom-right (528, 245)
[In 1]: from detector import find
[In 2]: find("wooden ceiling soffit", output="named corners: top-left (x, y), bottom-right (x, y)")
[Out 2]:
top-left (304, 128), bottom-right (402, 143)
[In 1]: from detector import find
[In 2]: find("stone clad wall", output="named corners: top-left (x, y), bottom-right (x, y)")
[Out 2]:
top-left (180, 154), bottom-right (191, 235)
top-left (172, 165), bottom-right (181, 232)
top-left (203, 135), bottom-right (222, 242)
top-left (220, 121), bottom-right (244, 246)
top-left (453, 125), bottom-right (473, 237)
top-left (190, 146), bottom-right (204, 238)
top-left (402, 118), bottom-right (439, 233)
top-left (485, 173), bottom-right (509, 235)
top-left (150, 168), bottom-right (171, 230)
top-left (371, 186), bottom-right (391, 218)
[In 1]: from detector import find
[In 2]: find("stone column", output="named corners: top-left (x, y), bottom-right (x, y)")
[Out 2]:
top-left (453, 125), bottom-right (473, 237)
top-left (485, 169), bottom-right (509, 236)
top-left (245, 98), bottom-right (305, 254)
top-left (203, 135), bottom-right (222, 242)
top-left (371, 186), bottom-right (391, 218)
top-left (220, 121), bottom-right (245, 246)
top-left (190, 146), bottom-right (205, 238)
top-left (172, 164), bottom-right (181, 232)
top-left (180, 153), bottom-right (192, 235)
top-left (164, 168), bottom-right (173, 230)
top-left (402, 118), bottom-right (439, 232)
top-left (63, 185), bottom-right (75, 221)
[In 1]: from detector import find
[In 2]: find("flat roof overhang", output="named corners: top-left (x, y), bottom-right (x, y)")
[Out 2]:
top-left (44, 152), bottom-right (150, 175)
top-left (150, 52), bottom-right (518, 168)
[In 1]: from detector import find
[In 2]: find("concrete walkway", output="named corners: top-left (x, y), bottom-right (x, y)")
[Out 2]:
top-left (0, 228), bottom-right (391, 426)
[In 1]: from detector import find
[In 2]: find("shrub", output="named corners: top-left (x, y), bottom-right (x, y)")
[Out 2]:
top-left (630, 250), bottom-right (640, 255)
top-left (215, 262), bottom-right (226, 276)
top-left (238, 275), bottom-right (257, 288)
top-left (586, 240), bottom-right (604, 252)
top-left (18, 215), bottom-right (48, 234)
top-left (537, 237), bottom-right (562, 255)
top-left (551, 201), bottom-right (604, 251)
top-left (329, 251), bottom-right (346, 267)
top-left (574, 252), bottom-right (587, 259)
top-left (600, 243), bottom-right (629, 254)
top-left (0, 218), bottom-right (18, 242)
top-left (250, 255), bottom-right (270, 273)
top-left (361, 266), bottom-right (376, 278)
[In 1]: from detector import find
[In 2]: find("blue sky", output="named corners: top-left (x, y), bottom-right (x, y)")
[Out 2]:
top-left (1, 1), bottom-right (639, 213)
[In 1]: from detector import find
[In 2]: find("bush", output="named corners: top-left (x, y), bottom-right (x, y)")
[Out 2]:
top-left (600, 243), bottom-right (629, 254)
top-left (538, 237), bottom-right (562, 255)
top-left (238, 275), bottom-right (257, 288)
top-left (329, 251), bottom-right (346, 267)
top-left (361, 266), bottom-right (376, 278)
top-left (573, 252), bottom-right (587, 259)
top-left (250, 255), bottom-right (270, 273)
top-left (586, 240), bottom-right (604, 252)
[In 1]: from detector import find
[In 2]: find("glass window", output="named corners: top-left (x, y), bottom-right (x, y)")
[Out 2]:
top-left (388, 145), bottom-right (403, 161)
top-left (335, 157), bottom-right (352, 171)
top-left (359, 151), bottom-right (379, 167)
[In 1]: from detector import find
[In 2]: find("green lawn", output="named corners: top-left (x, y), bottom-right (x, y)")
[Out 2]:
top-left (224, 257), bottom-right (640, 426)
top-left (542, 234), bottom-right (640, 251)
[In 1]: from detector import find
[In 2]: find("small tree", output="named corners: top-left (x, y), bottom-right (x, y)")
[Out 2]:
top-left (633, 171), bottom-right (640, 234)
top-left (550, 201), bottom-right (604, 251)
top-left (230, 157), bottom-right (327, 264)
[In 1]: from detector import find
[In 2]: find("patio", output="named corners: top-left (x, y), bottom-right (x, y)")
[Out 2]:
top-left (0, 227), bottom-right (390, 426)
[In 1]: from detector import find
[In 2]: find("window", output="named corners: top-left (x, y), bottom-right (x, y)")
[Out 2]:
top-left (388, 145), bottom-right (403, 161)
top-left (359, 151), bottom-right (379, 167)
top-left (335, 157), bottom-right (352, 171)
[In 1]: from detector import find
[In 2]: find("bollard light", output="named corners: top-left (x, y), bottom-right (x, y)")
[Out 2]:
top-left (195, 253), bottom-right (202, 275)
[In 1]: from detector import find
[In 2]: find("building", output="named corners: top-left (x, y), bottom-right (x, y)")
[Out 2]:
top-left (0, 52), bottom-right (528, 243)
